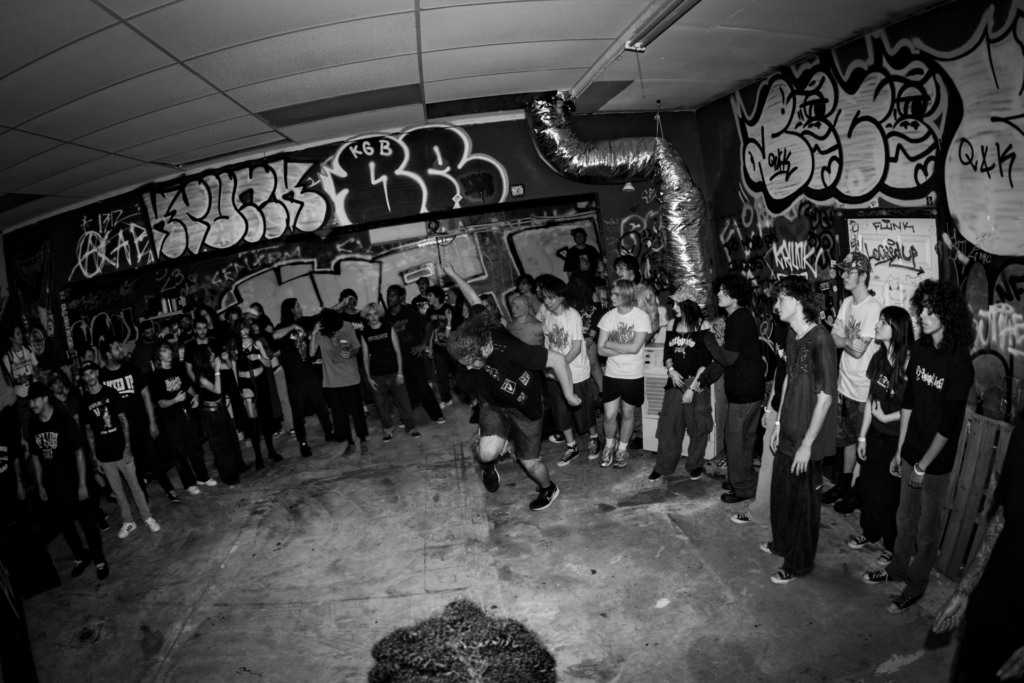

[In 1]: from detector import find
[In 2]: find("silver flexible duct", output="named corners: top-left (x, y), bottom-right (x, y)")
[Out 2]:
top-left (526, 95), bottom-right (710, 306)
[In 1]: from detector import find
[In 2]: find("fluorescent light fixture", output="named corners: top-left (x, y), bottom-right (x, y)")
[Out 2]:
top-left (625, 0), bottom-right (705, 52)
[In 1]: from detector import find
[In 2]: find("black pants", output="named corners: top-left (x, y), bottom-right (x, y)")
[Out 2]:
top-left (860, 428), bottom-right (901, 551)
top-left (433, 347), bottom-right (455, 403)
top-left (162, 408), bottom-right (210, 488)
top-left (128, 420), bottom-right (175, 495)
top-left (200, 403), bottom-right (243, 484)
top-left (50, 493), bottom-right (106, 566)
top-left (326, 385), bottom-right (368, 442)
top-left (769, 452), bottom-right (822, 576)
top-left (403, 352), bottom-right (443, 420)
top-left (286, 377), bottom-right (333, 444)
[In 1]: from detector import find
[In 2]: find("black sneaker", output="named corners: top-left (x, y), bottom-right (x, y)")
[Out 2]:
top-left (96, 515), bottom-right (110, 532)
top-left (887, 594), bottom-right (921, 614)
top-left (648, 470), bottom-right (663, 482)
top-left (71, 559), bottom-right (91, 578)
top-left (547, 433), bottom-right (565, 444)
top-left (689, 468), bottom-right (703, 481)
top-left (408, 429), bottom-right (421, 438)
top-left (861, 569), bottom-right (892, 585)
top-left (167, 490), bottom-right (182, 504)
top-left (383, 431), bottom-right (394, 443)
top-left (557, 445), bottom-right (580, 467)
top-left (96, 563), bottom-right (110, 580)
top-left (299, 443), bottom-right (312, 458)
top-left (529, 482), bottom-right (559, 511)
top-left (481, 462), bottom-right (500, 492)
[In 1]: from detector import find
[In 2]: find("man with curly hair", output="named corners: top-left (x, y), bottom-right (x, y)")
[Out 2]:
top-left (862, 279), bottom-right (976, 615)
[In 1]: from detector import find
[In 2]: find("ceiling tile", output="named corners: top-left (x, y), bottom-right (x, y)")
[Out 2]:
top-left (16, 155), bottom-right (143, 196)
top-left (159, 131), bottom-right (286, 165)
top-left (421, 0), bottom-right (648, 51)
top-left (0, 0), bottom-right (117, 79)
top-left (425, 68), bottom-right (586, 104)
top-left (704, 0), bottom-right (942, 40)
top-left (0, 130), bottom-right (63, 173)
top-left (0, 144), bottom-right (105, 193)
top-left (423, 39), bottom-right (609, 82)
top-left (278, 105), bottom-right (425, 142)
top-left (597, 78), bottom-right (749, 112)
top-left (0, 196), bottom-right (83, 229)
top-left (229, 56), bottom-right (420, 111)
top-left (101, 0), bottom-right (182, 19)
top-left (76, 95), bottom-right (250, 152)
top-left (119, 116), bottom-right (274, 162)
top-left (60, 163), bottom-right (173, 200)
top-left (188, 14), bottom-right (417, 90)
top-left (132, 0), bottom-right (413, 59)
top-left (21, 66), bottom-right (217, 140)
top-left (0, 24), bottom-right (174, 127)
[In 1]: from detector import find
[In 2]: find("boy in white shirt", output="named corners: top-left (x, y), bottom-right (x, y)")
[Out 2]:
top-left (538, 277), bottom-right (599, 466)
top-left (597, 280), bottom-right (652, 469)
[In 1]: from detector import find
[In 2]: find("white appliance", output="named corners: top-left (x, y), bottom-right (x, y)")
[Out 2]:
top-left (641, 343), bottom-right (717, 460)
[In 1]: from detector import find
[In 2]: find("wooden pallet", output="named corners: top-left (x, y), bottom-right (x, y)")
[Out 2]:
top-left (935, 410), bottom-right (1014, 581)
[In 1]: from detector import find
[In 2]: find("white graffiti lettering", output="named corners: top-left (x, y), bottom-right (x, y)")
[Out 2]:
top-left (975, 302), bottom-right (1024, 360)
top-left (72, 210), bottom-right (156, 280)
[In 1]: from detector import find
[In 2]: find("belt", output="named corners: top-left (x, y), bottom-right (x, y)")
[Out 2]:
top-left (201, 399), bottom-right (222, 410)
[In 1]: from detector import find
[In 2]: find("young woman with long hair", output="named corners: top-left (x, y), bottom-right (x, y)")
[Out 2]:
top-left (850, 306), bottom-right (913, 566)
top-left (195, 345), bottom-right (249, 481)
top-left (234, 322), bottom-right (283, 465)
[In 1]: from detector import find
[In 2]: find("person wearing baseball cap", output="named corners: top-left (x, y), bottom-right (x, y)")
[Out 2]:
top-left (826, 250), bottom-right (882, 515)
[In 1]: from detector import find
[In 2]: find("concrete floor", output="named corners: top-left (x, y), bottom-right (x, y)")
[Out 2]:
top-left (24, 404), bottom-right (960, 682)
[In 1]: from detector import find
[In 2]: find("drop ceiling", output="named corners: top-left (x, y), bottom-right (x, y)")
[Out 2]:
top-left (0, 0), bottom-right (942, 231)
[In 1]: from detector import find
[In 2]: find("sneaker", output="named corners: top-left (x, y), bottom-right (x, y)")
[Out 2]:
top-left (439, 400), bottom-right (453, 409)
top-left (167, 490), bottom-right (182, 504)
top-left (588, 439), bottom-right (600, 460)
top-left (548, 433), bottom-right (566, 444)
top-left (706, 459), bottom-right (727, 480)
top-left (689, 468), bottom-right (703, 481)
top-left (648, 470), bottom-right (663, 481)
top-left (599, 447), bottom-right (615, 468)
top-left (481, 462), bottom-right (500, 492)
top-left (117, 522), bottom-right (137, 539)
top-left (300, 442), bottom-right (313, 458)
top-left (529, 482), bottom-right (559, 511)
top-left (887, 594), bottom-right (921, 614)
top-left (383, 431), bottom-right (394, 443)
top-left (877, 550), bottom-right (893, 567)
top-left (759, 541), bottom-right (774, 555)
top-left (201, 479), bottom-right (217, 487)
top-left (144, 518), bottom-right (160, 532)
top-left (861, 569), bottom-right (892, 585)
top-left (408, 429), bottom-right (421, 438)
top-left (273, 430), bottom-right (283, 438)
top-left (96, 563), bottom-right (110, 580)
top-left (770, 569), bottom-right (796, 584)
top-left (847, 534), bottom-right (870, 549)
top-left (612, 449), bottom-right (628, 468)
top-left (187, 485), bottom-right (201, 495)
top-left (71, 559), bottom-right (91, 578)
top-left (97, 515), bottom-right (111, 532)
top-left (557, 445), bottom-right (580, 467)
top-left (288, 429), bottom-right (296, 437)
top-left (435, 417), bottom-right (447, 425)
top-left (731, 513), bottom-right (751, 525)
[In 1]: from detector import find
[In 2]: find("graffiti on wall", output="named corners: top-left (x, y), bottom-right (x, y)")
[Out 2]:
top-left (70, 207), bottom-right (158, 281)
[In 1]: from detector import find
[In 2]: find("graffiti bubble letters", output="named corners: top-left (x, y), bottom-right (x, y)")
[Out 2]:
top-left (869, 238), bottom-right (922, 273)
top-left (143, 159), bottom-right (329, 261)
top-left (72, 210), bottom-right (156, 281)
top-left (975, 302), bottom-right (1024, 361)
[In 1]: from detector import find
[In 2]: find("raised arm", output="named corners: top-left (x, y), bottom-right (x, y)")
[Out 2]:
top-left (441, 261), bottom-right (483, 307)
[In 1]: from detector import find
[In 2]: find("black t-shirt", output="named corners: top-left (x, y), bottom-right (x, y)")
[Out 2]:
top-left (149, 365), bottom-right (192, 413)
top-left (385, 305), bottom-right (428, 354)
top-left (184, 339), bottom-right (213, 371)
top-left (361, 322), bottom-right (399, 376)
top-left (428, 304), bottom-right (460, 350)
top-left (865, 345), bottom-right (906, 438)
top-left (579, 303), bottom-right (602, 340)
top-left (273, 317), bottom-right (319, 384)
top-left (28, 405), bottom-right (85, 496)
top-left (722, 307), bottom-right (764, 404)
top-left (563, 244), bottom-right (601, 276)
top-left (79, 385), bottom-right (127, 461)
top-left (901, 341), bottom-right (974, 474)
top-left (663, 326), bottom-right (716, 389)
top-left (454, 328), bottom-right (548, 420)
top-left (0, 441), bottom-right (16, 509)
top-left (768, 321), bottom-right (789, 412)
top-left (99, 361), bottom-right (149, 426)
top-left (778, 326), bottom-right (838, 461)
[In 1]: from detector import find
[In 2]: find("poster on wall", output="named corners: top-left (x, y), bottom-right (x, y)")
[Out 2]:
top-left (837, 209), bottom-right (940, 322)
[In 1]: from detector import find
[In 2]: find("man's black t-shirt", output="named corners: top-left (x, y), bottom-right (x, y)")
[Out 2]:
top-left (385, 305), bottom-right (428, 354)
top-left (149, 365), bottom-right (192, 413)
top-left (28, 405), bottom-right (85, 497)
top-left (901, 341), bottom-right (974, 474)
top-left (428, 304), bottom-right (460, 351)
top-left (361, 322), bottom-right (399, 376)
top-left (722, 307), bottom-right (764, 404)
top-left (866, 345), bottom-right (906, 438)
top-left (184, 339), bottom-right (212, 371)
top-left (79, 385), bottom-right (127, 461)
top-left (768, 321), bottom-right (789, 412)
top-left (99, 361), bottom-right (149, 426)
top-left (563, 244), bottom-right (601, 277)
top-left (273, 317), bottom-right (320, 384)
top-left (454, 328), bottom-right (548, 420)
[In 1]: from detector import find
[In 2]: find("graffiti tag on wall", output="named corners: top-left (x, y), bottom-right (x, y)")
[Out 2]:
top-left (71, 208), bottom-right (157, 281)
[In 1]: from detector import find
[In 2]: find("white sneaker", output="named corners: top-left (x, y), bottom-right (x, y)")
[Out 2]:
top-left (188, 485), bottom-right (201, 495)
top-left (118, 522), bottom-right (137, 539)
top-left (144, 518), bottom-right (160, 532)
top-left (201, 479), bottom-right (217, 487)
top-left (439, 400), bottom-right (453, 408)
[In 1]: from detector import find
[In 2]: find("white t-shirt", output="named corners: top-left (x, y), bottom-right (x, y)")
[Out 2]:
top-left (4, 347), bottom-right (38, 398)
top-left (542, 307), bottom-right (590, 384)
top-left (834, 295), bottom-right (882, 402)
top-left (598, 306), bottom-right (652, 379)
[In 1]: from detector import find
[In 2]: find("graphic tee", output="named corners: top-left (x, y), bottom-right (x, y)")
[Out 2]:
top-left (834, 295), bottom-right (882, 402)
top-left (4, 347), bottom-right (38, 398)
top-left (385, 305), bottom-right (428, 354)
top-left (149, 365), bottom-right (192, 413)
top-left (99, 361), bottom-right (149, 427)
top-left (778, 325), bottom-right (838, 461)
top-left (663, 326), bottom-right (717, 390)
top-left (274, 317), bottom-right (320, 384)
top-left (361, 322), bottom-right (400, 376)
top-left (428, 304), bottom-right (459, 350)
top-left (864, 343), bottom-right (907, 438)
top-left (598, 306), bottom-right (652, 379)
top-left (563, 244), bottom-right (601, 277)
top-left (28, 405), bottom-right (85, 497)
top-left (542, 307), bottom-right (590, 384)
top-left (455, 328), bottom-right (547, 421)
top-left (79, 385), bottom-right (127, 461)
top-left (314, 323), bottom-right (361, 388)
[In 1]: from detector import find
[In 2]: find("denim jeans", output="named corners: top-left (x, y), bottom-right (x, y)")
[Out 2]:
top-left (747, 407), bottom-right (776, 524)
top-left (769, 452), bottom-right (823, 576)
top-left (725, 400), bottom-right (761, 498)
top-left (371, 373), bottom-right (417, 432)
top-left (325, 385), bottom-right (367, 442)
top-left (887, 465), bottom-right (950, 599)
top-left (161, 407), bottom-right (210, 488)
top-left (99, 458), bottom-right (151, 522)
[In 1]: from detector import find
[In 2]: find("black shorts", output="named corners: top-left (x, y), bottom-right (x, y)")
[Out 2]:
top-left (836, 394), bottom-right (865, 448)
top-left (603, 376), bottom-right (644, 407)
top-left (478, 403), bottom-right (543, 461)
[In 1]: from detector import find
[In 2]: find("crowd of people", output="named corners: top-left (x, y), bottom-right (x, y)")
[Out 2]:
top-left (1, 224), bottom-right (1020, 681)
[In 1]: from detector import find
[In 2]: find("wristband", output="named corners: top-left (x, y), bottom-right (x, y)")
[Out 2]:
top-left (857, 437), bottom-right (865, 442)
top-left (913, 463), bottom-right (926, 476)
top-left (774, 421), bottom-right (781, 426)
